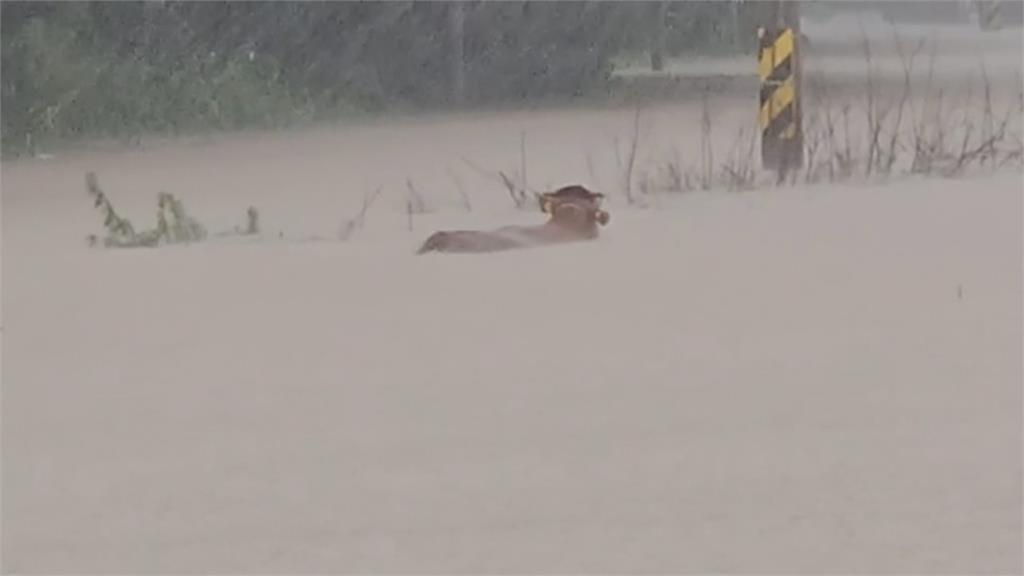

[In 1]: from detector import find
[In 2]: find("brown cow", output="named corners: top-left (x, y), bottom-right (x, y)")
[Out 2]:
top-left (417, 185), bottom-right (610, 254)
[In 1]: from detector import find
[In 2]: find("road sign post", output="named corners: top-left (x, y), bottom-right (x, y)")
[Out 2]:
top-left (757, 0), bottom-right (804, 178)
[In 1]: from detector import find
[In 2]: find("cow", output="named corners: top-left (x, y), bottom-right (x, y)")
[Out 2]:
top-left (417, 185), bottom-right (610, 254)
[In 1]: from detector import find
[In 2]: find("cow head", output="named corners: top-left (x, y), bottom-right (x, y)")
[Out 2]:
top-left (537, 185), bottom-right (610, 227)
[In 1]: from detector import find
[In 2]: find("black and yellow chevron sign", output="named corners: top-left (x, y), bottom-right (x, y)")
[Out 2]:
top-left (758, 26), bottom-right (803, 171)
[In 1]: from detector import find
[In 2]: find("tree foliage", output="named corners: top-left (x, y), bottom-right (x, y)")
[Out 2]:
top-left (1, 1), bottom-right (743, 155)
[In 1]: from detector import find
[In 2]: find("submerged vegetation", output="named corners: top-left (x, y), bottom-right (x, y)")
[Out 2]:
top-left (86, 171), bottom-right (257, 248)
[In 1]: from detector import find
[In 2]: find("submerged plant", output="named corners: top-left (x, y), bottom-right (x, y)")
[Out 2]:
top-left (85, 171), bottom-right (231, 248)
top-left (157, 191), bottom-right (207, 243)
top-left (246, 206), bottom-right (260, 235)
top-left (86, 171), bottom-right (138, 246)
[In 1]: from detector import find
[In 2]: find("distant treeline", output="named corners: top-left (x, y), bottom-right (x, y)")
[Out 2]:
top-left (1, 1), bottom-right (763, 156)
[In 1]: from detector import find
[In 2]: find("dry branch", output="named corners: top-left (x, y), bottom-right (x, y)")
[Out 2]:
top-left (623, 107), bottom-right (642, 203)
top-left (445, 166), bottom-right (473, 211)
top-left (338, 186), bottom-right (383, 241)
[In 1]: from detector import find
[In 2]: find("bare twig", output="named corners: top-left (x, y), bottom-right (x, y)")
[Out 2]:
top-left (977, 60), bottom-right (998, 167)
top-left (338, 186), bottom-right (383, 241)
top-left (585, 151), bottom-right (599, 188)
top-left (859, 27), bottom-right (893, 177)
top-left (460, 156), bottom-right (502, 183)
top-left (498, 170), bottom-right (528, 208)
top-left (700, 92), bottom-right (713, 190)
top-left (660, 147), bottom-right (685, 193)
top-left (881, 32), bottom-right (924, 175)
top-left (839, 103), bottom-right (854, 179)
top-left (462, 143), bottom-right (533, 209)
top-left (802, 108), bottom-right (820, 183)
top-left (520, 131), bottom-right (528, 195)
top-left (947, 75), bottom-right (978, 176)
top-left (445, 165), bottom-right (472, 211)
top-left (623, 106), bottom-right (642, 203)
top-left (405, 178), bottom-right (428, 213)
top-left (720, 128), bottom-right (757, 191)
top-left (811, 75), bottom-right (841, 182)
top-left (947, 94), bottom-right (1014, 176)
top-left (637, 170), bottom-right (652, 197)
top-left (910, 46), bottom-right (946, 174)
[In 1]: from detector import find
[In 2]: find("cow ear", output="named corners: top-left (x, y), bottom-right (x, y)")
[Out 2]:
top-left (538, 192), bottom-right (558, 213)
